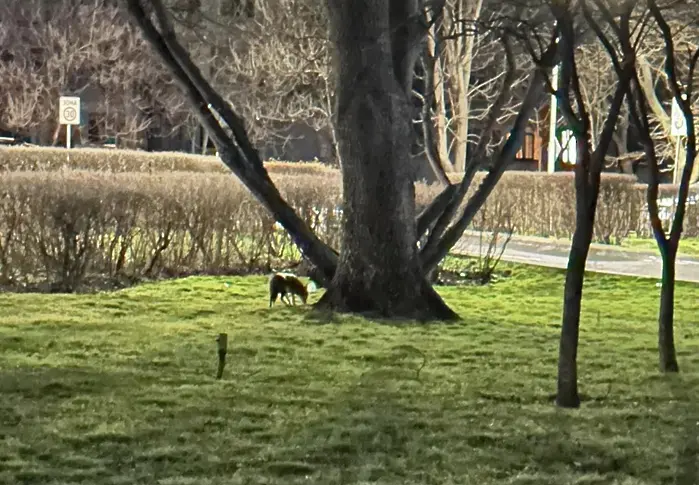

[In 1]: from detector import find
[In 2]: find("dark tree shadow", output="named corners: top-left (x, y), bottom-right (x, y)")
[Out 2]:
top-left (667, 372), bottom-right (699, 484)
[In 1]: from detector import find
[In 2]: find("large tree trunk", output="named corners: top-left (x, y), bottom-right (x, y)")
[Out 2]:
top-left (658, 244), bottom-right (680, 372)
top-left (318, 0), bottom-right (457, 321)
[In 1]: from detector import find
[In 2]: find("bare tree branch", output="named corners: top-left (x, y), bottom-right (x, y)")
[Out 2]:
top-left (420, 27), bottom-right (560, 272)
top-left (647, 0), bottom-right (698, 239)
top-left (418, 32), bottom-right (518, 258)
top-left (124, 0), bottom-right (338, 282)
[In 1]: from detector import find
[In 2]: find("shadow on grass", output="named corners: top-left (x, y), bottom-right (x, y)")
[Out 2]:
top-left (0, 366), bottom-right (144, 400)
top-left (667, 372), bottom-right (699, 484)
top-left (261, 371), bottom-right (427, 482)
top-left (303, 307), bottom-right (343, 325)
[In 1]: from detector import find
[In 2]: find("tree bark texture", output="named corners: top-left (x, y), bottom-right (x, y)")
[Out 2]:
top-left (659, 246), bottom-right (680, 372)
top-left (319, 0), bottom-right (457, 320)
top-left (552, 2), bottom-right (638, 408)
top-left (556, 217), bottom-right (593, 409)
top-left (645, 0), bottom-right (698, 372)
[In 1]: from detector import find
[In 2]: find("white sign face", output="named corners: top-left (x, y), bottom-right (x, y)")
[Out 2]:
top-left (59, 96), bottom-right (81, 125)
top-left (560, 129), bottom-right (577, 165)
top-left (671, 97), bottom-right (687, 137)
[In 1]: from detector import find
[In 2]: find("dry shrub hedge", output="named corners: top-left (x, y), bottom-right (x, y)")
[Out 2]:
top-left (416, 171), bottom-right (699, 242)
top-left (0, 146), bottom-right (337, 176)
top-left (469, 172), bottom-right (645, 243)
top-left (3, 151), bottom-right (699, 290)
top-left (0, 170), bottom-right (341, 290)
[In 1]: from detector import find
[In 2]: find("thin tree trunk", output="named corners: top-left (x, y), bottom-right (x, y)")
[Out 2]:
top-left (552, 1), bottom-right (636, 409)
top-left (643, 0), bottom-right (698, 371)
top-left (451, 0), bottom-right (482, 173)
top-left (453, 68), bottom-right (469, 173)
top-left (628, 48), bottom-right (683, 375)
top-left (557, 214), bottom-right (593, 409)
top-left (427, 21), bottom-right (452, 173)
top-left (659, 244), bottom-right (680, 372)
top-left (419, 51), bottom-right (451, 186)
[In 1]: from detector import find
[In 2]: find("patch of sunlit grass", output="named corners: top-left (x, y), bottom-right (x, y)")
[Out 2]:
top-left (1, 261), bottom-right (698, 484)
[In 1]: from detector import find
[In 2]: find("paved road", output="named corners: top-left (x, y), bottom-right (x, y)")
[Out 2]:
top-left (453, 232), bottom-right (699, 283)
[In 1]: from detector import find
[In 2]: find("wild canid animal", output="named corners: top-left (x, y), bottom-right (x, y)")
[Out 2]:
top-left (269, 273), bottom-right (309, 307)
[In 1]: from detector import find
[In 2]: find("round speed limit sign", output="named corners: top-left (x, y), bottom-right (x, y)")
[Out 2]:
top-left (63, 107), bottom-right (77, 123)
top-left (58, 96), bottom-right (81, 125)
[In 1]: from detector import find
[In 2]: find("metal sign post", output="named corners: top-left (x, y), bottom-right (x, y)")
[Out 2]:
top-left (59, 96), bottom-right (81, 149)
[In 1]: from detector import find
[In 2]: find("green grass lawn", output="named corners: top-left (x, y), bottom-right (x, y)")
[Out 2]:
top-left (621, 235), bottom-right (699, 257)
top-left (2, 262), bottom-right (699, 485)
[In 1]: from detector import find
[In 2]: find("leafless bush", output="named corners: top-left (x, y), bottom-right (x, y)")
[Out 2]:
top-left (420, 171), bottom-right (647, 242)
top-left (1, 161), bottom-right (694, 291)
top-left (0, 170), bottom-right (341, 290)
top-left (0, 146), bottom-right (337, 175)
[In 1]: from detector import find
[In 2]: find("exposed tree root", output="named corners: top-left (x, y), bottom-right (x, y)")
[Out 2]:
top-left (314, 276), bottom-right (459, 322)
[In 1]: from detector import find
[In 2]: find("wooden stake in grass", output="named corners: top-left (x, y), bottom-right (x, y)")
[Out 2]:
top-left (216, 333), bottom-right (228, 379)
